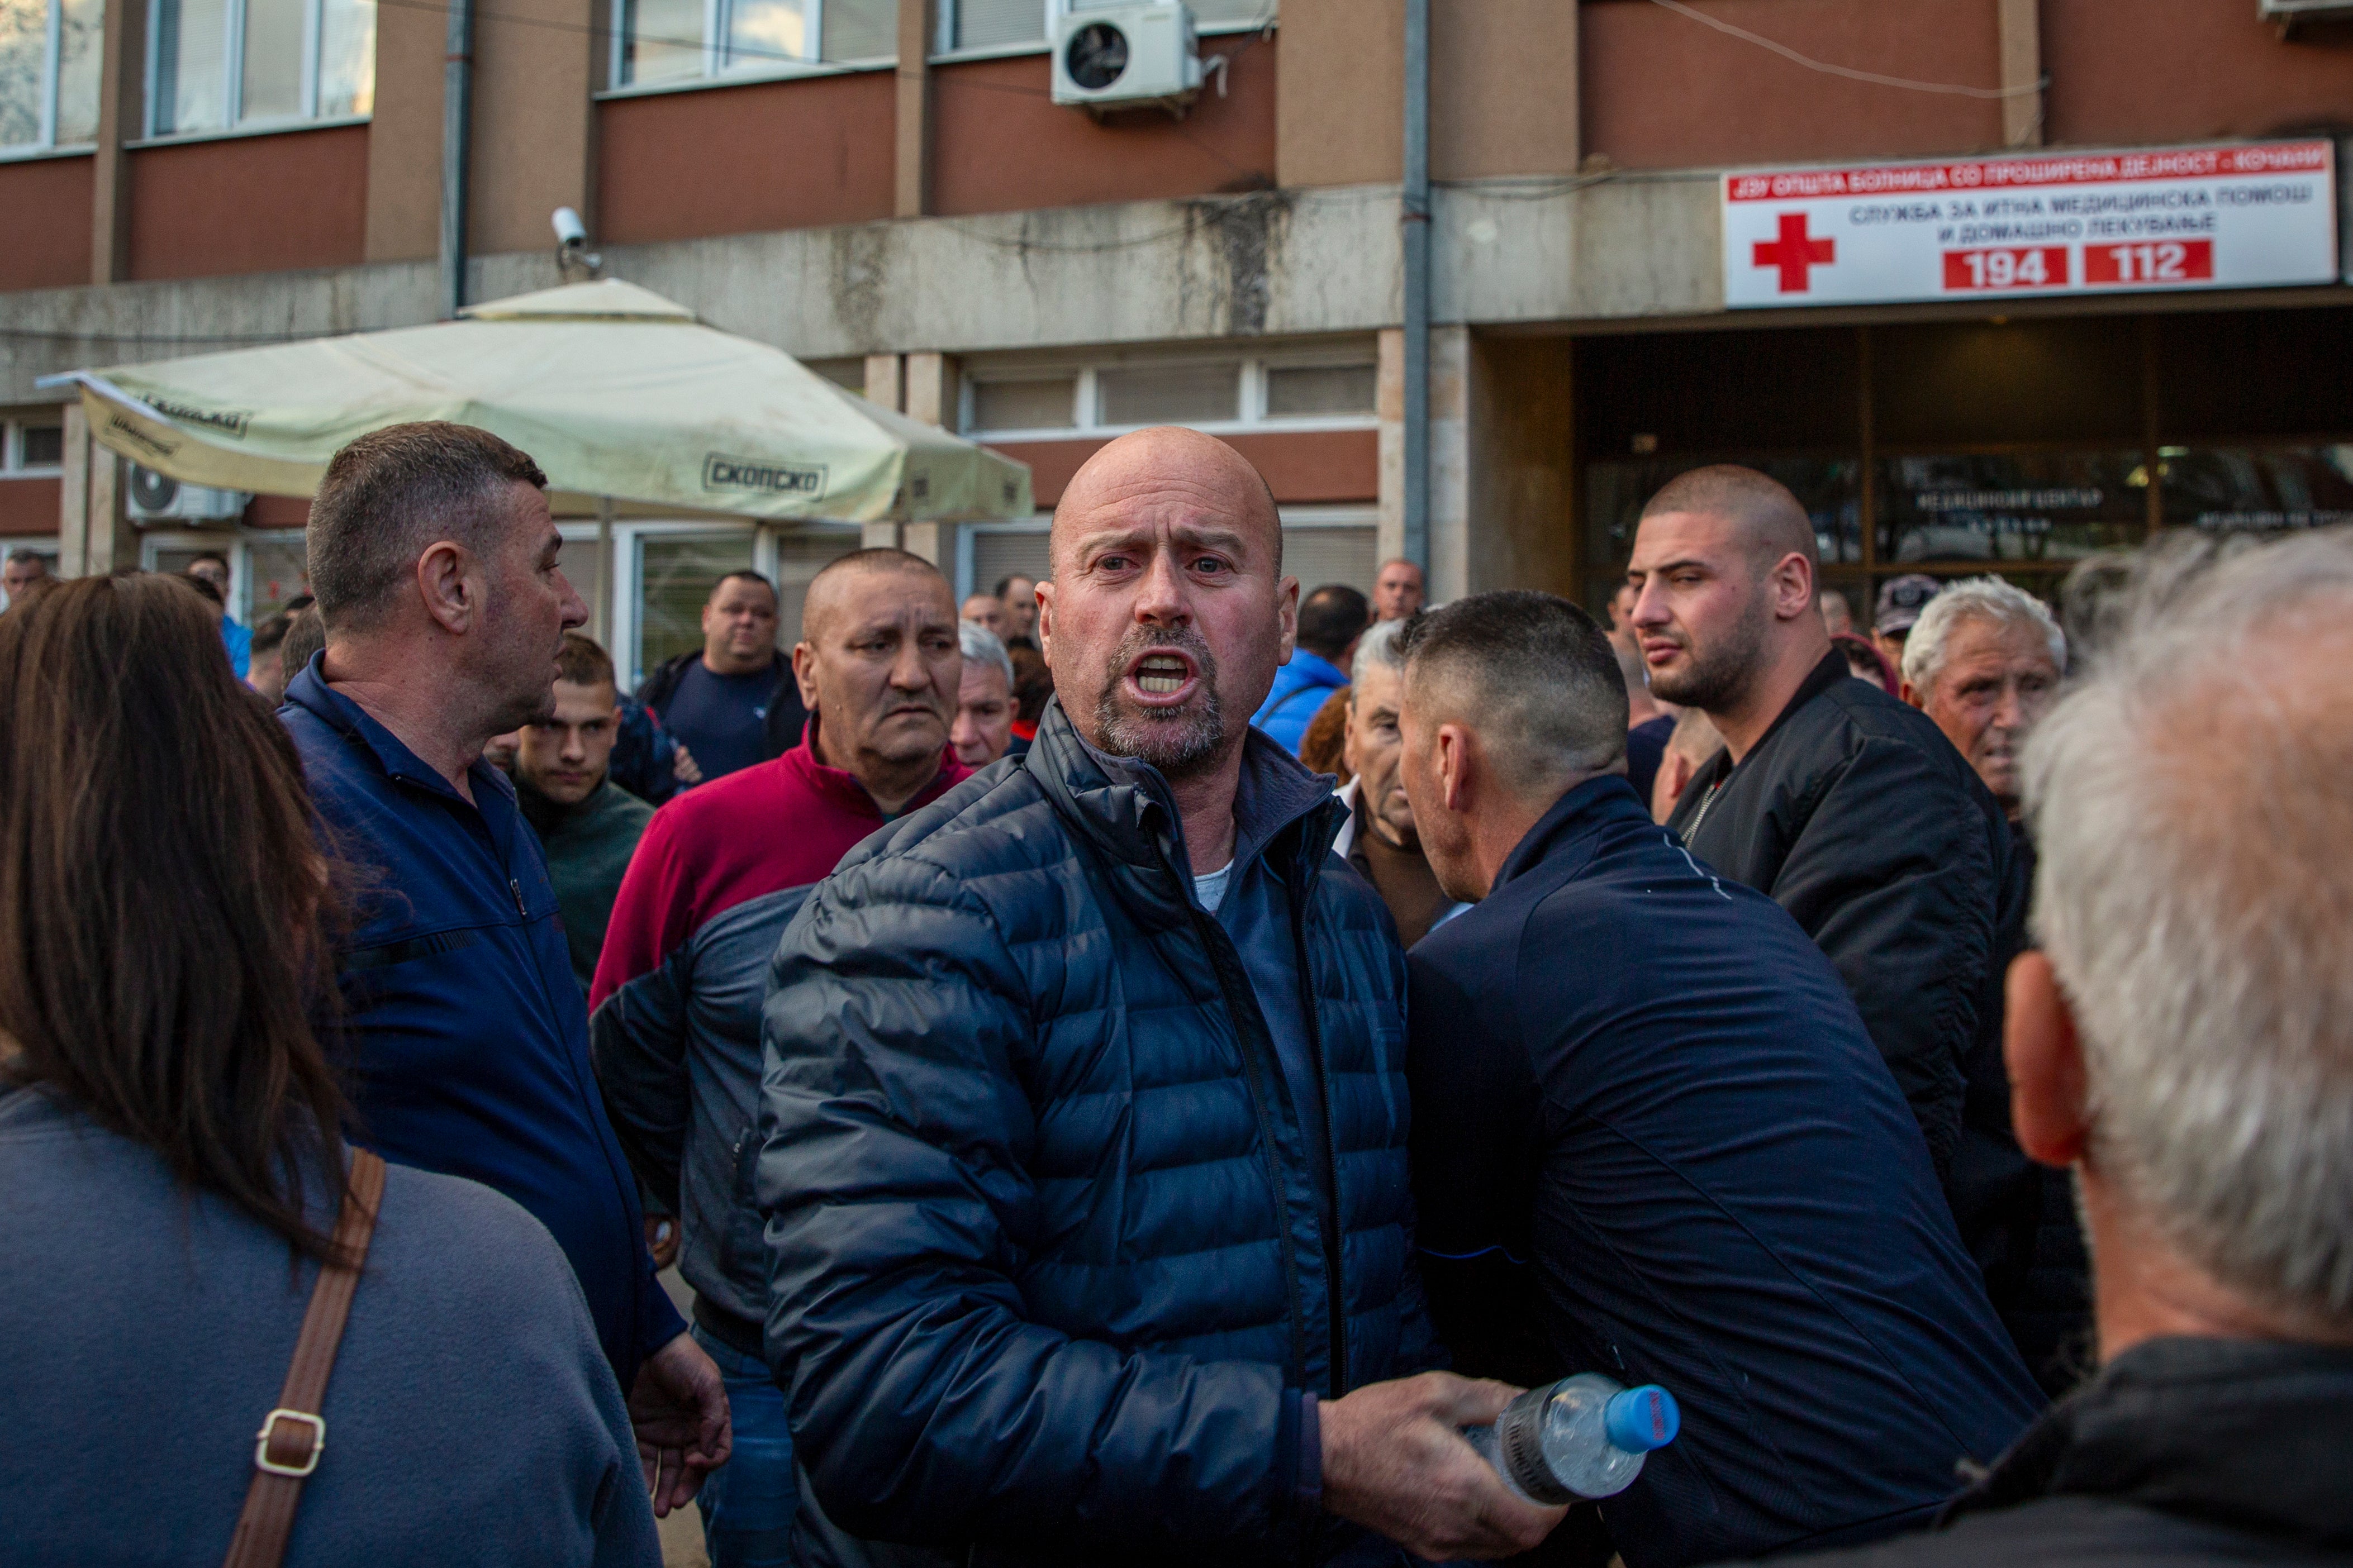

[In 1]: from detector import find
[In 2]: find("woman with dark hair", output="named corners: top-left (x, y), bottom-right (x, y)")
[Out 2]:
top-left (0, 574), bottom-right (658, 1566)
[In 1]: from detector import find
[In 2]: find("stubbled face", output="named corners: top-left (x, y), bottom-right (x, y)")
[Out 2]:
top-left (1000, 577), bottom-right (1039, 638)
top-left (1917, 614), bottom-right (2060, 812)
top-left (703, 577), bottom-right (779, 673)
top-left (952, 659), bottom-right (1015, 768)
top-left (1374, 561), bottom-right (1425, 621)
top-left (478, 484), bottom-right (587, 733)
top-left (516, 678), bottom-right (620, 805)
top-left (2, 558), bottom-right (47, 602)
top-left (1627, 510), bottom-right (1770, 713)
top-left (795, 568), bottom-right (961, 783)
top-left (1344, 659), bottom-right (1418, 849)
top-left (1042, 440), bottom-right (1296, 780)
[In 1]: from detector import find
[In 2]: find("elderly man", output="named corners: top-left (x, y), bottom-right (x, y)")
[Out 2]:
top-left (1630, 467), bottom-right (2027, 1194)
top-left (1336, 617), bottom-right (1465, 946)
top-left (279, 421), bottom-right (728, 1516)
top-left (952, 620), bottom-right (1018, 768)
top-left (513, 632), bottom-right (653, 995)
top-left (1399, 590), bottom-right (2039, 1567)
top-left (638, 570), bottom-right (804, 784)
top-left (1372, 557), bottom-right (1425, 621)
top-left (2, 548), bottom-right (52, 609)
top-left (1900, 577), bottom-right (2084, 1393)
top-left (759, 427), bottom-right (1561, 1568)
top-left (593, 550), bottom-right (968, 1567)
top-left (1900, 578), bottom-right (2064, 823)
top-left (1760, 532), bottom-right (2353, 1565)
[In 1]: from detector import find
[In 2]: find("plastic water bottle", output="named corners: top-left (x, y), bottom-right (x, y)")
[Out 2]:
top-left (1463, 1373), bottom-right (1680, 1504)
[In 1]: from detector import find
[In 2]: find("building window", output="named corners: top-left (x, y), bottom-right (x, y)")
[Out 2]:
top-left (147, 0), bottom-right (375, 137)
top-left (614, 0), bottom-right (895, 87)
top-left (1, 0), bottom-right (101, 152)
top-left (962, 347), bottom-right (1376, 439)
top-left (2, 415), bottom-right (67, 472)
top-left (937, 0), bottom-right (1273, 54)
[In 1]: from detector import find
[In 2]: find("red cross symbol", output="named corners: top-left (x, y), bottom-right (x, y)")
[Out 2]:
top-left (1753, 212), bottom-right (1836, 293)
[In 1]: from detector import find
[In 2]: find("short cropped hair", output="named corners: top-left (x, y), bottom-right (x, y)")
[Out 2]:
top-left (711, 569), bottom-right (776, 604)
top-left (994, 573), bottom-right (1035, 599)
top-left (2024, 528), bottom-right (2353, 1322)
top-left (1901, 576), bottom-right (2066, 690)
top-left (554, 631), bottom-right (616, 691)
top-left (278, 606), bottom-right (326, 680)
top-left (178, 571), bottom-right (224, 608)
top-left (307, 422), bottom-right (548, 632)
top-left (5, 547), bottom-right (49, 569)
top-left (959, 621), bottom-right (1015, 688)
top-left (1297, 584), bottom-right (1371, 661)
top-left (1642, 464), bottom-right (1818, 574)
top-left (1398, 590), bottom-right (1628, 791)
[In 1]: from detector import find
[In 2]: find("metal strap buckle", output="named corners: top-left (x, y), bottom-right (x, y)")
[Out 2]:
top-left (254, 1408), bottom-right (326, 1478)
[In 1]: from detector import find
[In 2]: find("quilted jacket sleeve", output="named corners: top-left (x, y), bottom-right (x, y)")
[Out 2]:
top-left (755, 850), bottom-right (1303, 1561)
top-left (1769, 734), bottom-right (1990, 1178)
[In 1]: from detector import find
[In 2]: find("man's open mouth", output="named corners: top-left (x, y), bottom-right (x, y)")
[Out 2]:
top-left (1132, 653), bottom-right (1194, 696)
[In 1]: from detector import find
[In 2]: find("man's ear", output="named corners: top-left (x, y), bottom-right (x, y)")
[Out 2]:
top-left (1275, 574), bottom-right (1301, 663)
top-left (2007, 950), bottom-right (2091, 1168)
top-left (416, 540), bottom-right (474, 636)
top-left (1899, 678), bottom-right (1925, 709)
top-left (791, 642), bottom-right (819, 710)
top-left (1769, 551), bottom-right (1818, 623)
top-left (1035, 579), bottom-right (1056, 666)
top-left (1434, 722), bottom-right (1474, 815)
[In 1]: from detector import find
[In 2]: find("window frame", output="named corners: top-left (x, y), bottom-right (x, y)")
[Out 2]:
top-left (959, 346), bottom-right (1378, 442)
top-left (931, 0), bottom-right (1274, 62)
top-left (607, 0), bottom-right (901, 93)
top-left (1, 416), bottom-right (69, 475)
top-left (1, 0), bottom-right (97, 158)
top-left (143, 0), bottom-right (373, 140)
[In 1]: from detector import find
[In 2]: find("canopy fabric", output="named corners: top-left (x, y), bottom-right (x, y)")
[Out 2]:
top-left (46, 279), bottom-right (1031, 523)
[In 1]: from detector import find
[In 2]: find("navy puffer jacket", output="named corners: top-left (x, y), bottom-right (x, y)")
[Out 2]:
top-left (757, 702), bottom-right (1435, 1566)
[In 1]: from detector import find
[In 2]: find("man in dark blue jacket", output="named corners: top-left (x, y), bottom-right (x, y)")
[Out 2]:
top-left (1395, 592), bottom-right (2043, 1568)
top-left (759, 428), bottom-right (1563, 1568)
top-left (282, 421), bottom-right (729, 1519)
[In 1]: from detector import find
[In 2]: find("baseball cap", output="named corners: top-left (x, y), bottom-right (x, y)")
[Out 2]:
top-left (1874, 574), bottom-right (1942, 636)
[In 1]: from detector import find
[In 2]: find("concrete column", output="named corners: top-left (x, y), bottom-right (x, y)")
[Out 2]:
top-left (1998, 0), bottom-right (2043, 148)
top-left (1465, 333), bottom-right (1578, 600)
top-left (1375, 327), bottom-right (1405, 565)
top-left (895, 0), bottom-right (934, 218)
top-left (903, 352), bottom-right (958, 426)
top-left (467, 0), bottom-right (599, 263)
top-left (866, 354), bottom-right (906, 412)
top-left (87, 0), bottom-right (145, 283)
top-left (366, 0), bottom-right (448, 261)
top-left (1427, 325), bottom-right (1470, 604)
top-left (58, 410), bottom-right (129, 578)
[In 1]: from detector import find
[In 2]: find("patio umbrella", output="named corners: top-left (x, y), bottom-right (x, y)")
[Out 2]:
top-left (42, 279), bottom-right (1031, 525)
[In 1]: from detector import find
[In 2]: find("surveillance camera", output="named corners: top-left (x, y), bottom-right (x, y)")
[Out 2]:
top-left (552, 207), bottom-right (588, 248)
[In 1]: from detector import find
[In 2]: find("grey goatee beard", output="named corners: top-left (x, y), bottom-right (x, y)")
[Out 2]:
top-left (1092, 623), bottom-right (1227, 780)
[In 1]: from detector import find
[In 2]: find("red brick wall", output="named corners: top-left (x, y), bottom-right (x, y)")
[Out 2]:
top-left (0, 478), bottom-right (61, 537)
top-left (127, 124), bottom-right (369, 282)
top-left (989, 427), bottom-right (1375, 508)
top-left (0, 155), bottom-right (94, 290)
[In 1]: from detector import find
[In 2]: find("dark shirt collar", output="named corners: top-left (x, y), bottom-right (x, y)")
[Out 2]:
top-left (790, 711), bottom-right (966, 822)
top-left (1068, 708), bottom-right (1338, 881)
top-left (283, 651), bottom-right (512, 811)
top-left (1487, 774), bottom-right (1651, 897)
top-left (514, 773), bottom-right (617, 837)
top-left (1943, 1336), bottom-right (2353, 1546)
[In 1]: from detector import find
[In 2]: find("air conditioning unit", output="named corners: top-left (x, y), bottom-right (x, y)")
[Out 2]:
top-left (2260, 0), bottom-right (2353, 35)
top-left (125, 464), bottom-right (251, 522)
top-left (1051, 2), bottom-right (1203, 115)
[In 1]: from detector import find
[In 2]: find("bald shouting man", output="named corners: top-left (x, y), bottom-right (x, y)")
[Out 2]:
top-left (758, 427), bottom-right (1562, 1568)
top-left (1627, 468), bottom-right (2036, 1340)
top-left (592, 549), bottom-right (971, 1565)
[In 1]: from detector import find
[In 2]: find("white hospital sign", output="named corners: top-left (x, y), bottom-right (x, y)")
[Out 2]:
top-left (1722, 141), bottom-right (2338, 309)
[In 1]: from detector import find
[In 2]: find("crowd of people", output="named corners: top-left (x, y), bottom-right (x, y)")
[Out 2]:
top-left (1, 419), bottom-right (2347, 1568)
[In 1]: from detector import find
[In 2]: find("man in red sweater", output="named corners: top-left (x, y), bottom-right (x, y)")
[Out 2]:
top-left (589, 547), bottom-right (971, 1567)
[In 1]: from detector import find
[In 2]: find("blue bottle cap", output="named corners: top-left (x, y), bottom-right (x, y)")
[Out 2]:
top-left (1604, 1385), bottom-right (1680, 1453)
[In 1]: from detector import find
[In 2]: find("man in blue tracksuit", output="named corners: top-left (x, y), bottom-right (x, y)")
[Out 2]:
top-left (1394, 592), bottom-right (2043, 1568)
top-left (281, 420), bottom-right (730, 1520)
top-left (1249, 582), bottom-right (1367, 753)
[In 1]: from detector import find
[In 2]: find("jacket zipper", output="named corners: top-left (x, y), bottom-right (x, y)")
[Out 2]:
top-left (1288, 861), bottom-right (1349, 1400)
top-left (510, 877), bottom-right (527, 916)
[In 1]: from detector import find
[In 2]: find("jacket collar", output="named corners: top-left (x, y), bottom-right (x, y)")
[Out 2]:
top-left (787, 711), bottom-right (969, 821)
top-left (1942, 1336), bottom-right (2353, 1546)
top-left (1488, 774), bottom-right (1651, 897)
top-left (283, 651), bottom-right (511, 809)
top-left (1687, 647), bottom-right (1852, 800)
top-left (1026, 698), bottom-right (1347, 927)
top-left (1286, 648), bottom-right (1349, 690)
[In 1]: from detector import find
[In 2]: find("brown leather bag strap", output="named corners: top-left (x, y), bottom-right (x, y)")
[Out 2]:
top-left (222, 1147), bottom-right (388, 1568)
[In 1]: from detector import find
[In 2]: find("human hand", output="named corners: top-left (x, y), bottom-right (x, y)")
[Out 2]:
top-left (671, 743), bottom-right (703, 785)
top-left (1319, 1372), bottom-right (1567, 1560)
top-left (645, 1214), bottom-right (680, 1270)
top-left (629, 1331), bottom-right (732, 1516)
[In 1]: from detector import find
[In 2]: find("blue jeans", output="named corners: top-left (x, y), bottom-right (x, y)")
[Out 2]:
top-left (692, 1324), bottom-right (797, 1568)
